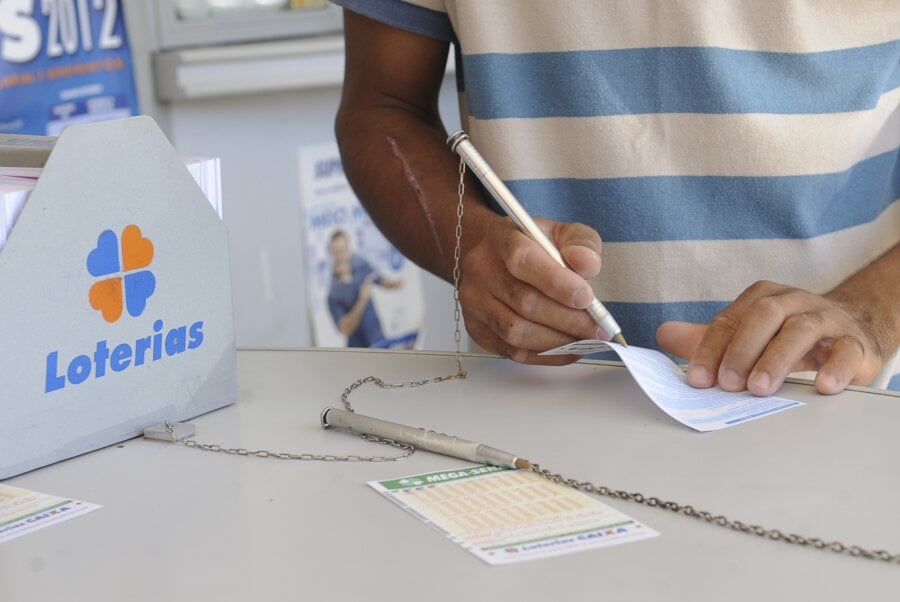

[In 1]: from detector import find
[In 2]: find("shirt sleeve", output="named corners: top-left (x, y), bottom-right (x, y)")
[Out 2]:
top-left (331, 0), bottom-right (454, 42)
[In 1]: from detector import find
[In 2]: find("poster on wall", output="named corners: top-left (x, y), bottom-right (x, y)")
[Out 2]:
top-left (299, 141), bottom-right (424, 349)
top-left (0, 0), bottom-right (139, 135)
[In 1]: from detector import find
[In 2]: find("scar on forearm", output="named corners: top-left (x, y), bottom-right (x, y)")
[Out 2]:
top-left (385, 134), bottom-right (445, 259)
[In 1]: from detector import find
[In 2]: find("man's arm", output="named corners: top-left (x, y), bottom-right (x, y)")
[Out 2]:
top-left (657, 242), bottom-right (900, 395)
top-left (336, 10), bottom-right (604, 364)
top-left (336, 10), bottom-right (463, 282)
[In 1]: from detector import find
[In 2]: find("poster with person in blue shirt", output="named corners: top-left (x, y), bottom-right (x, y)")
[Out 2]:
top-left (326, 228), bottom-right (403, 348)
top-left (300, 141), bottom-right (425, 350)
top-left (0, 0), bottom-right (138, 135)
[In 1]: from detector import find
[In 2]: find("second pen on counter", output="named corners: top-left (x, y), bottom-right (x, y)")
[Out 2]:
top-left (321, 406), bottom-right (531, 470)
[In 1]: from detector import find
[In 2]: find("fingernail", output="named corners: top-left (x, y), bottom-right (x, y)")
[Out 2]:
top-left (572, 286), bottom-right (592, 309)
top-left (719, 369), bottom-right (743, 391)
top-left (583, 248), bottom-right (601, 268)
top-left (819, 373), bottom-right (838, 393)
top-left (688, 365), bottom-right (712, 387)
top-left (594, 327), bottom-right (610, 341)
top-left (748, 371), bottom-right (771, 394)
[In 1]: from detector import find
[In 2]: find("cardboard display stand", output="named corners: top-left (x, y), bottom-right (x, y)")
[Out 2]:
top-left (0, 117), bottom-right (237, 479)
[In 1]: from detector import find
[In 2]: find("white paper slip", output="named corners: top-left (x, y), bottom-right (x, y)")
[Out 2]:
top-left (542, 340), bottom-right (803, 431)
top-left (370, 465), bottom-right (657, 566)
top-left (0, 484), bottom-right (101, 544)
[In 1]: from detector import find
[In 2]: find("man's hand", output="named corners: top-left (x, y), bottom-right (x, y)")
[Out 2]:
top-left (657, 280), bottom-right (896, 395)
top-left (459, 216), bottom-right (606, 365)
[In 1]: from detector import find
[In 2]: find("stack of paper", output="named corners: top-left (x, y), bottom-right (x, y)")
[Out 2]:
top-left (182, 157), bottom-right (223, 218)
top-left (0, 175), bottom-right (30, 251)
top-left (0, 158), bottom-right (222, 254)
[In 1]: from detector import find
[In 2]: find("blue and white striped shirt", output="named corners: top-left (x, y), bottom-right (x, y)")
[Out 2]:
top-left (335, 0), bottom-right (900, 390)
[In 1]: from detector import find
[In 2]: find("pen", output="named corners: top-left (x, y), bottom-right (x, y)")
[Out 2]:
top-left (447, 130), bottom-right (627, 347)
top-left (321, 406), bottom-right (532, 469)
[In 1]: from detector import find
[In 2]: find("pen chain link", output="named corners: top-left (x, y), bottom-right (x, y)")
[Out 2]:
top-left (531, 464), bottom-right (900, 564)
top-left (152, 156), bottom-right (899, 565)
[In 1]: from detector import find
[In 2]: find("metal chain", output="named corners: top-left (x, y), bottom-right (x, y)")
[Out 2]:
top-left (453, 157), bottom-right (466, 378)
top-left (452, 156), bottom-right (467, 376)
top-left (151, 157), bottom-right (471, 464)
top-left (531, 464), bottom-right (900, 564)
top-left (160, 421), bottom-right (414, 462)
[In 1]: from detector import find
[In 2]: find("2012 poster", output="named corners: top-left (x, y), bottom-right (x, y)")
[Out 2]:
top-left (0, 0), bottom-right (138, 135)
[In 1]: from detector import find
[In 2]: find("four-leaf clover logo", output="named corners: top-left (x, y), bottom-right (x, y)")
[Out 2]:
top-left (87, 225), bottom-right (157, 323)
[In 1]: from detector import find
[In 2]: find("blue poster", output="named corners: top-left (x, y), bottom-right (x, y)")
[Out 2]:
top-left (0, 0), bottom-right (138, 135)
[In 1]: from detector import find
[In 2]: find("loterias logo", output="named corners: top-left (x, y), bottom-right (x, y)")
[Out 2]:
top-left (87, 224), bottom-right (157, 322)
top-left (44, 225), bottom-right (205, 393)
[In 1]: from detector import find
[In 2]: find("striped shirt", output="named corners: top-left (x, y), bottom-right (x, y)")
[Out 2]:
top-left (335, 0), bottom-right (900, 390)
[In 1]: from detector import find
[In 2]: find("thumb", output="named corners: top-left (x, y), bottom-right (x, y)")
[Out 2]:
top-left (657, 321), bottom-right (707, 361)
top-left (552, 222), bottom-right (602, 280)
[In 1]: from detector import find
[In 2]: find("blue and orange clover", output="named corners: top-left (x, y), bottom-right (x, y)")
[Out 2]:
top-left (86, 225), bottom-right (157, 323)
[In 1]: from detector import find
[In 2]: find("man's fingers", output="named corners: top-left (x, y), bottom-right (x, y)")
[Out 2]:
top-left (560, 244), bottom-right (602, 280)
top-left (686, 310), bottom-right (745, 388)
top-left (686, 279), bottom-right (885, 395)
top-left (484, 275), bottom-right (599, 341)
top-left (688, 282), bottom-right (844, 393)
top-left (814, 335), bottom-right (867, 395)
top-left (460, 217), bottom-right (605, 366)
top-left (462, 292), bottom-right (586, 353)
top-left (502, 230), bottom-right (595, 309)
top-left (745, 311), bottom-right (829, 395)
top-left (552, 221), bottom-right (603, 280)
top-left (459, 218), bottom-right (607, 365)
top-left (465, 316), bottom-right (579, 366)
top-left (719, 290), bottom-right (832, 393)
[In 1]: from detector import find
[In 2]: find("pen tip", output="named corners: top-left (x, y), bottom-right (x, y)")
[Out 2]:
top-left (613, 334), bottom-right (628, 347)
top-left (515, 458), bottom-right (532, 469)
